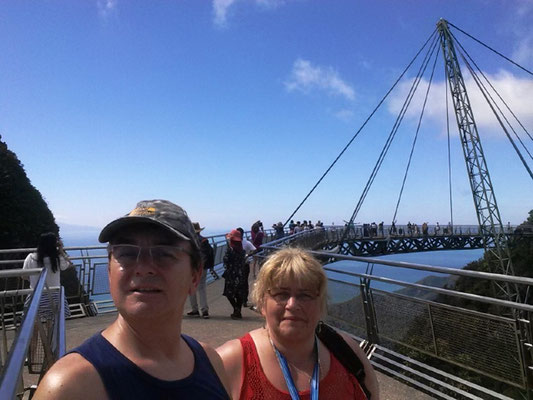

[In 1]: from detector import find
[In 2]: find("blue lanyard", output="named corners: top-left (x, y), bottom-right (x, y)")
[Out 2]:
top-left (271, 336), bottom-right (320, 400)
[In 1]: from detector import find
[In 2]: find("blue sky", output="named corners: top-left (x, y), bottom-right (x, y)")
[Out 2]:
top-left (2, 0), bottom-right (532, 236)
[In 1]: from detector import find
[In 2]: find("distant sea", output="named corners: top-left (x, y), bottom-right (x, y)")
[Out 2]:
top-left (326, 248), bottom-right (484, 302)
top-left (60, 229), bottom-right (229, 247)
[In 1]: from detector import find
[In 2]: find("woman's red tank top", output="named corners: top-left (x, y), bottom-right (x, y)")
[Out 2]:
top-left (239, 333), bottom-right (367, 400)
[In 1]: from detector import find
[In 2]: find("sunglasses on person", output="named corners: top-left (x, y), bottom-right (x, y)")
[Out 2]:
top-left (267, 288), bottom-right (319, 305)
top-left (108, 244), bottom-right (191, 268)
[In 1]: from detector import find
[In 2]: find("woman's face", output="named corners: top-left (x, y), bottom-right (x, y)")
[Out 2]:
top-left (262, 277), bottom-right (322, 344)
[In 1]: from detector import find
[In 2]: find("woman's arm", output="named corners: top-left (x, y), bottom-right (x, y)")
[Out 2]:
top-left (58, 254), bottom-right (73, 271)
top-left (216, 339), bottom-right (244, 400)
top-left (200, 342), bottom-right (232, 398)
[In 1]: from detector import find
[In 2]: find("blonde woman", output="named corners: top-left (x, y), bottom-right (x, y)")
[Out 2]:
top-left (217, 247), bottom-right (379, 399)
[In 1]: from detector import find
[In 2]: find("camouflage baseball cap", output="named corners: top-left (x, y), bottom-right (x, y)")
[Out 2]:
top-left (98, 199), bottom-right (200, 251)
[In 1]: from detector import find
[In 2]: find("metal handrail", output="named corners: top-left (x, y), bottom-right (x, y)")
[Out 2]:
top-left (311, 250), bottom-right (533, 285)
top-left (0, 268), bottom-right (48, 399)
top-left (58, 287), bottom-right (66, 357)
top-left (0, 268), bottom-right (42, 277)
top-left (325, 266), bottom-right (533, 313)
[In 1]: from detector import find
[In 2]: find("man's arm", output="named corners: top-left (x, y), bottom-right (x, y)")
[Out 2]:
top-left (33, 353), bottom-right (108, 400)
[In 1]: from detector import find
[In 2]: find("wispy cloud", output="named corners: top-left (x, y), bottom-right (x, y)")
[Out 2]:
top-left (212, 0), bottom-right (286, 27)
top-left (285, 58), bottom-right (356, 101)
top-left (333, 108), bottom-right (355, 122)
top-left (213, 0), bottom-right (237, 27)
top-left (506, 1), bottom-right (533, 67)
top-left (97, 0), bottom-right (117, 20)
top-left (387, 71), bottom-right (533, 138)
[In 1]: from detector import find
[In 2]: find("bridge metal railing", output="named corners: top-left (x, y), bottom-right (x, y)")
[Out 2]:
top-left (0, 228), bottom-right (279, 316)
top-left (258, 232), bottom-right (533, 399)
top-left (0, 268), bottom-right (67, 399)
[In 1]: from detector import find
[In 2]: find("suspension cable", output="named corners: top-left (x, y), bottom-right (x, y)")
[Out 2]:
top-left (392, 45), bottom-right (441, 225)
top-left (282, 29), bottom-right (439, 227)
top-left (448, 21), bottom-right (533, 76)
top-left (342, 35), bottom-right (441, 240)
top-left (450, 30), bottom-right (533, 152)
top-left (456, 45), bottom-right (533, 180)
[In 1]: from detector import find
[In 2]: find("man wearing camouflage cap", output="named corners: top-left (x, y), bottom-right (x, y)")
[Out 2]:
top-left (35, 200), bottom-right (230, 399)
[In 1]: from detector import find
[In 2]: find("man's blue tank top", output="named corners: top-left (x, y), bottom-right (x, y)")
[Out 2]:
top-left (70, 332), bottom-right (229, 400)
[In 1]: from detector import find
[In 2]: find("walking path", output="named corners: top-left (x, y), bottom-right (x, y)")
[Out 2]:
top-left (63, 277), bottom-right (432, 399)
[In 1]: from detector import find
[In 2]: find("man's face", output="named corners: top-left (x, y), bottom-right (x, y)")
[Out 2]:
top-left (108, 224), bottom-right (200, 323)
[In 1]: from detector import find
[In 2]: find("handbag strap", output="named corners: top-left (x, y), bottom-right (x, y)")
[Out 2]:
top-left (315, 322), bottom-right (371, 399)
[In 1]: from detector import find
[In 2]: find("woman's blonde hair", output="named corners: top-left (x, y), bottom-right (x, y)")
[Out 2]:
top-left (252, 247), bottom-right (327, 314)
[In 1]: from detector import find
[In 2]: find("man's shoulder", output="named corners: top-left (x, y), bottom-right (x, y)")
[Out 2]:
top-left (33, 353), bottom-right (107, 400)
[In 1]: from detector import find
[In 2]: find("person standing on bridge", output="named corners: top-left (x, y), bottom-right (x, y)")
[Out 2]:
top-left (23, 232), bottom-right (73, 320)
top-left (251, 220), bottom-right (264, 249)
top-left (187, 222), bottom-right (215, 319)
top-left (34, 199), bottom-right (230, 399)
top-left (223, 229), bottom-right (247, 319)
top-left (217, 247), bottom-right (379, 399)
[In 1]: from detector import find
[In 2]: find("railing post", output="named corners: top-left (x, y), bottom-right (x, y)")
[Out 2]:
top-left (517, 312), bottom-right (533, 398)
top-left (360, 274), bottom-right (379, 345)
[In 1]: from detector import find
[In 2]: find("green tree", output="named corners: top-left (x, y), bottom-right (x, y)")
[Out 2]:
top-left (0, 135), bottom-right (59, 251)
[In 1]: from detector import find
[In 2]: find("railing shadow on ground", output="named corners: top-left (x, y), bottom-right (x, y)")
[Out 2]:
top-left (257, 228), bottom-right (533, 399)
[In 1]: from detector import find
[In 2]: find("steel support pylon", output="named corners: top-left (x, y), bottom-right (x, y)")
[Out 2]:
top-left (437, 19), bottom-right (520, 304)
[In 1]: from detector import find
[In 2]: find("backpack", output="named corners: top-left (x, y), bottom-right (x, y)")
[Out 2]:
top-left (316, 322), bottom-right (372, 399)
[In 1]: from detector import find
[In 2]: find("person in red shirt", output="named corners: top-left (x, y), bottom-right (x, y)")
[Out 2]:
top-left (217, 248), bottom-right (379, 399)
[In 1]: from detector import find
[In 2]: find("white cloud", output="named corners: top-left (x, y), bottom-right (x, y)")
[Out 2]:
top-left (97, 0), bottom-right (117, 20)
top-left (512, 37), bottom-right (533, 67)
top-left (333, 108), bottom-right (355, 121)
top-left (386, 70), bottom-right (533, 139)
top-left (509, 1), bottom-right (533, 68)
top-left (212, 0), bottom-right (287, 27)
top-left (213, 0), bottom-right (237, 27)
top-left (285, 58), bottom-right (356, 101)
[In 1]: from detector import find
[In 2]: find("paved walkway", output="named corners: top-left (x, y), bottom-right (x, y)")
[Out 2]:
top-left (63, 277), bottom-right (433, 400)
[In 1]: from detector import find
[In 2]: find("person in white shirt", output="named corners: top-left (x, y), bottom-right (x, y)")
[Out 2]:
top-left (23, 232), bottom-right (72, 319)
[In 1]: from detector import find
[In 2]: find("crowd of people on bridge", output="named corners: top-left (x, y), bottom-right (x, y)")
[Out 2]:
top-left (354, 220), bottom-right (468, 238)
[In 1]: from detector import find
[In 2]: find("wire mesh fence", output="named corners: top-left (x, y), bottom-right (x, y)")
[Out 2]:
top-left (330, 283), bottom-right (526, 389)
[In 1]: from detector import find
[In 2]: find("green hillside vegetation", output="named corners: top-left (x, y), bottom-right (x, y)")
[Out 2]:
top-left (440, 210), bottom-right (533, 314)
top-left (0, 135), bottom-right (85, 303)
top-left (396, 211), bottom-right (533, 397)
top-left (0, 135), bottom-right (59, 250)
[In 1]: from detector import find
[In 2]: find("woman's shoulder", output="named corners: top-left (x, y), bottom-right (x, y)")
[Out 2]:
top-left (217, 328), bottom-right (262, 362)
top-left (23, 252), bottom-right (38, 267)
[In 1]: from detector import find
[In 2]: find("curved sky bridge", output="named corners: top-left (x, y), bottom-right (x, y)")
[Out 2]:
top-left (266, 226), bottom-right (533, 257)
top-left (279, 19), bottom-right (533, 307)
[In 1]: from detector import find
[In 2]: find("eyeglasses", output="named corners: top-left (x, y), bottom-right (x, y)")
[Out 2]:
top-left (108, 244), bottom-right (191, 268)
top-left (267, 289), bottom-right (319, 305)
